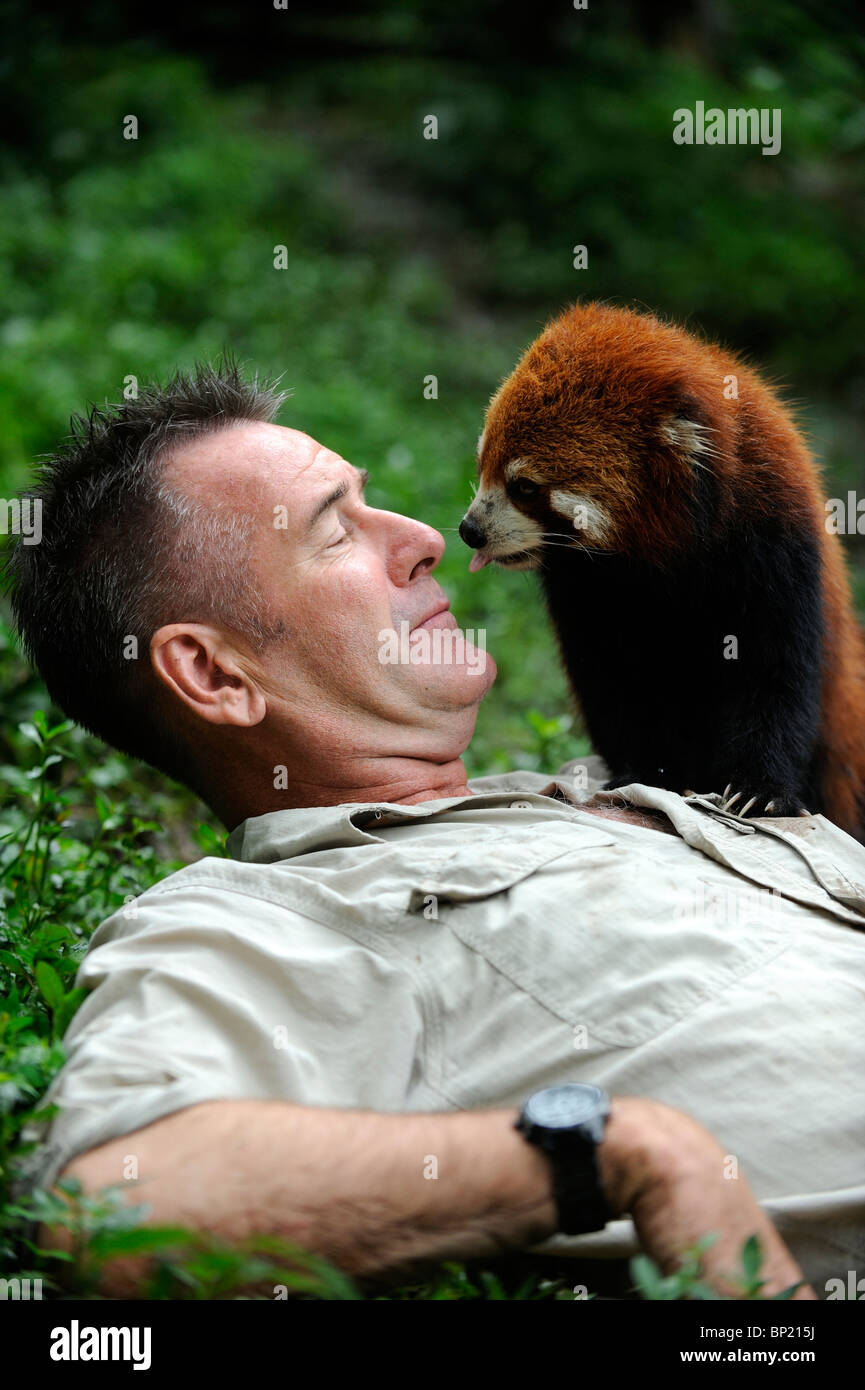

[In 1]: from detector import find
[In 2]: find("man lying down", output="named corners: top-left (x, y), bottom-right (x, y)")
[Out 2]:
top-left (6, 363), bottom-right (864, 1300)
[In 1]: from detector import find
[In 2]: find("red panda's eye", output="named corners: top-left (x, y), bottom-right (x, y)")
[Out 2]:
top-left (514, 478), bottom-right (540, 499)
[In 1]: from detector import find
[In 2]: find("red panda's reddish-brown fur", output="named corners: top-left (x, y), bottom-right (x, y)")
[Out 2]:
top-left (460, 302), bottom-right (865, 840)
top-left (815, 533), bottom-right (865, 836)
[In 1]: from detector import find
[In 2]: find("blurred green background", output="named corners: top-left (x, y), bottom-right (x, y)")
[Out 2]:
top-left (2, 0), bottom-right (864, 797)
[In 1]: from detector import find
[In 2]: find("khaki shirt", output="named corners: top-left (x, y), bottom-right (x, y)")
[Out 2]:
top-left (19, 759), bottom-right (865, 1293)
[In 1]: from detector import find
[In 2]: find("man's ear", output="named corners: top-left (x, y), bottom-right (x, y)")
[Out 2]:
top-left (150, 624), bottom-right (267, 727)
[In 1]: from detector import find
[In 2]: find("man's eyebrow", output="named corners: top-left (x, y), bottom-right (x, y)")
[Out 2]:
top-left (305, 467), bottom-right (369, 531)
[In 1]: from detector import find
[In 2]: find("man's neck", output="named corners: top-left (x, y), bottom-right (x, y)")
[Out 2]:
top-left (212, 754), bottom-right (474, 830)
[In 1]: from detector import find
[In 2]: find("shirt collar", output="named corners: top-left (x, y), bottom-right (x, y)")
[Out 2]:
top-left (225, 766), bottom-right (589, 865)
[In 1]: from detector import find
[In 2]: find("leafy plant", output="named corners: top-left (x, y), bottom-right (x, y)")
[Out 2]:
top-left (630, 1233), bottom-right (806, 1301)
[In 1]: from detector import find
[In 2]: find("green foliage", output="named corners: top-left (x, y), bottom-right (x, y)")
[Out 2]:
top-left (631, 1233), bottom-right (806, 1301)
top-left (4, 1178), bottom-right (362, 1300)
top-left (0, 689), bottom-right (195, 1219)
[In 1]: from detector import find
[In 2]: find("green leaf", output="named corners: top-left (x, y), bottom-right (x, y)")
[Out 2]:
top-left (33, 922), bottom-right (72, 948)
top-left (741, 1233), bottom-right (764, 1285)
top-left (55, 987), bottom-right (88, 1034)
top-left (630, 1253), bottom-right (667, 1299)
top-left (35, 960), bottom-right (65, 1013)
top-left (479, 1270), bottom-right (507, 1298)
top-left (46, 720), bottom-right (75, 739)
top-left (771, 1281), bottom-right (808, 1301)
top-left (196, 822), bottom-right (227, 857)
top-left (6, 1014), bottom-right (36, 1034)
top-left (88, 1225), bottom-right (193, 1259)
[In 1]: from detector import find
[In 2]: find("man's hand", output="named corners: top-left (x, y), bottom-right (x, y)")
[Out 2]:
top-left (597, 1097), bottom-right (817, 1300)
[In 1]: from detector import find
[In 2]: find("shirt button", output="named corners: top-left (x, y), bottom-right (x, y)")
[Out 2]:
top-left (509, 799), bottom-right (534, 809)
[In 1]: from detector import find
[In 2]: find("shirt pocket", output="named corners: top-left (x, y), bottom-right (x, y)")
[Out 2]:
top-left (407, 822), bottom-right (791, 1049)
top-left (405, 824), bottom-right (598, 910)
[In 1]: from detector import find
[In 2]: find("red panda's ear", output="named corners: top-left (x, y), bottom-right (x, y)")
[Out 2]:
top-left (657, 397), bottom-right (715, 470)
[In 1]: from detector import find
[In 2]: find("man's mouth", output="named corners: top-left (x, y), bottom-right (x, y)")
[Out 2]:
top-left (412, 600), bottom-right (457, 632)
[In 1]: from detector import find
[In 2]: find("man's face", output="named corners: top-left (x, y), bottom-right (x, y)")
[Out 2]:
top-left (165, 422), bottom-right (496, 760)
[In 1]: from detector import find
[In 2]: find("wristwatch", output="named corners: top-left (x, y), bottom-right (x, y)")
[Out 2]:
top-left (514, 1082), bottom-right (615, 1235)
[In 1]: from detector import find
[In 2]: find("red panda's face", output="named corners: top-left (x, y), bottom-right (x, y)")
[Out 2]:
top-left (459, 305), bottom-right (724, 570)
top-left (460, 419), bottom-right (622, 572)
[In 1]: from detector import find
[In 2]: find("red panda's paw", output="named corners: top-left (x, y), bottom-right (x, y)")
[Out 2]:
top-left (719, 785), bottom-right (809, 819)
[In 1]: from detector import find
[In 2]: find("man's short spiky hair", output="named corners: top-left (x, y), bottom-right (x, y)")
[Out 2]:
top-left (4, 357), bottom-right (289, 792)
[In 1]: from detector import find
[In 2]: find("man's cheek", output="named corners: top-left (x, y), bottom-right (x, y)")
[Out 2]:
top-left (298, 573), bottom-right (377, 641)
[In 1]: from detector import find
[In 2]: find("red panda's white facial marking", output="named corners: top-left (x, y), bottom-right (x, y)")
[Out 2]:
top-left (461, 478), bottom-right (545, 570)
top-left (548, 490), bottom-right (614, 544)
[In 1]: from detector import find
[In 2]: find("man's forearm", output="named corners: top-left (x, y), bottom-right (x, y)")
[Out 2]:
top-left (51, 1096), bottom-right (652, 1294)
top-left (54, 1099), bottom-right (558, 1290)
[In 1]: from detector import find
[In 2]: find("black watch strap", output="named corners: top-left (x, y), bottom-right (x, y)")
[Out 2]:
top-left (549, 1147), bottom-right (616, 1235)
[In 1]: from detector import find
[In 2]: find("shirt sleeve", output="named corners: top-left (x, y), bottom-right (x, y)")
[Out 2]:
top-left (19, 877), bottom-right (425, 1193)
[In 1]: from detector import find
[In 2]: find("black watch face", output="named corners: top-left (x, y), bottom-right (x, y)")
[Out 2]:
top-left (527, 1084), bottom-right (602, 1128)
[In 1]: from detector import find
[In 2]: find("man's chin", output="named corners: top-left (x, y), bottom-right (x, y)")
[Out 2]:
top-left (445, 644), bottom-right (497, 698)
top-left (411, 648), bottom-right (498, 710)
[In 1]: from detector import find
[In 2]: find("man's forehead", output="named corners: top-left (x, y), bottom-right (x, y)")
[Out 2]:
top-left (164, 421), bottom-right (349, 507)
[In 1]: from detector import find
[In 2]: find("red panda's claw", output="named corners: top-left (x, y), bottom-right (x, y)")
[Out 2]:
top-left (722, 783), bottom-right (733, 800)
top-left (722, 789), bottom-right (809, 819)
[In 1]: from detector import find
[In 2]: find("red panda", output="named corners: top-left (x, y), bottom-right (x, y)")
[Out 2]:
top-left (459, 301), bottom-right (865, 842)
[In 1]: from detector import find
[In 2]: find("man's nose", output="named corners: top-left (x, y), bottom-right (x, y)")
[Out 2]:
top-left (385, 510), bottom-right (446, 581)
top-left (459, 515), bottom-right (487, 550)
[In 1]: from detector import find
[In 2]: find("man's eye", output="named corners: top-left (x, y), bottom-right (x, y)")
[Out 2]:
top-left (327, 531), bottom-right (349, 548)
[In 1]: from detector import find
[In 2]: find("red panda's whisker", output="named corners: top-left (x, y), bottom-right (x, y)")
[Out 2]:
top-left (538, 534), bottom-right (597, 560)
